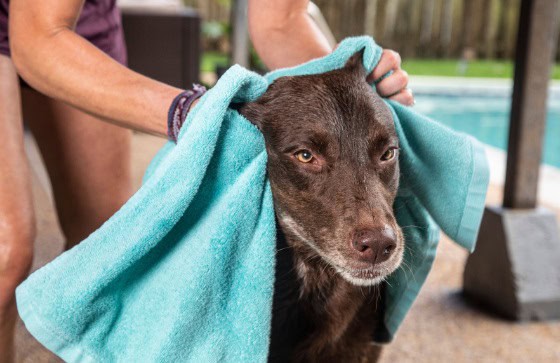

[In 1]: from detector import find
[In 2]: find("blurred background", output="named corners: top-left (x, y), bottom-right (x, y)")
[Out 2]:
top-left (193, 0), bottom-right (560, 76)
top-left (17, 0), bottom-right (560, 362)
top-left (189, 0), bottom-right (560, 174)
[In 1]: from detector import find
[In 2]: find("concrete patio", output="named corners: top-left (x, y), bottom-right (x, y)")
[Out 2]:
top-left (15, 132), bottom-right (560, 362)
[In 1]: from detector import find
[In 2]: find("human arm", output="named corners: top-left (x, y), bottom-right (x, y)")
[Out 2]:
top-left (248, 0), bottom-right (414, 105)
top-left (9, 0), bottom-right (182, 137)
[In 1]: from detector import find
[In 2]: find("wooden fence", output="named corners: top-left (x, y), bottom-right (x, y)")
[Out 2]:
top-left (185, 0), bottom-right (560, 60)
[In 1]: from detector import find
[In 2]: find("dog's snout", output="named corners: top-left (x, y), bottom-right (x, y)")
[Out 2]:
top-left (351, 227), bottom-right (397, 264)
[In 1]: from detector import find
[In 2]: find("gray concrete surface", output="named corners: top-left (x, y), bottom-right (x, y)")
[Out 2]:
top-left (16, 134), bottom-right (560, 362)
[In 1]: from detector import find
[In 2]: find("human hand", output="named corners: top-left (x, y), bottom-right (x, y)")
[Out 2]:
top-left (367, 49), bottom-right (414, 106)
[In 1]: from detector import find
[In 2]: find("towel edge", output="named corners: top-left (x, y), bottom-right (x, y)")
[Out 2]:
top-left (455, 138), bottom-right (490, 252)
top-left (16, 286), bottom-right (99, 363)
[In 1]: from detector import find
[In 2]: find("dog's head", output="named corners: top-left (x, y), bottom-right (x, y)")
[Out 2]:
top-left (239, 50), bottom-right (404, 286)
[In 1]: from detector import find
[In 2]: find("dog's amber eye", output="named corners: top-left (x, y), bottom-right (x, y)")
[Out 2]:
top-left (381, 148), bottom-right (397, 161)
top-left (295, 150), bottom-right (314, 163)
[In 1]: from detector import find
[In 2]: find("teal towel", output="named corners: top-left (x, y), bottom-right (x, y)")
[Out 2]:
top-left (16, 36), bottom-right (489, 361)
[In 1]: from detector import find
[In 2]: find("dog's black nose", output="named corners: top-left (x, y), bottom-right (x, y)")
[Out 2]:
top-left (351, 227), bottom-right (397, 264)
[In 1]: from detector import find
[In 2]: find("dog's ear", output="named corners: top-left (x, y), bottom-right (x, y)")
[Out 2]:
top-left (344, 48), bottom-right (367, 78)
top-left (237, 102), bottom-right (264, 130)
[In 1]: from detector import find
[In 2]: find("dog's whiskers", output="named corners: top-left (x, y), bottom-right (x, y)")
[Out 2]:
top-left (275, 245), bottom-right (296, 253)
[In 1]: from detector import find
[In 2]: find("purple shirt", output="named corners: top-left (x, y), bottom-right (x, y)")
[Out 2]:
top-left (0, 0), bottom-right (126, 65)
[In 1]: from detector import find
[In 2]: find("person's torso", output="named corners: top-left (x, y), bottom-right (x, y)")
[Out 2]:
top-left (0, 0), bottom-right (121, 51)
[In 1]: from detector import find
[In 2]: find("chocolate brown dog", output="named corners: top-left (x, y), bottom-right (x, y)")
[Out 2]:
top-left (239, 50), bottom-right (404, 363)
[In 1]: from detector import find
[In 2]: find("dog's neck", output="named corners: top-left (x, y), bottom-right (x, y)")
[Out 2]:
top-left (291, 241), bottom-right (345, 297)
top-left (281, 233), bottom-right (382, 361)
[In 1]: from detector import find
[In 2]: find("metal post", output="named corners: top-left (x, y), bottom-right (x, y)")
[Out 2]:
top-left (230, 0), bottom-right (250, 68)
top-left (503, 0), bottom-right (559, 209)
top-left (463, 0), bottom-right (560, 321)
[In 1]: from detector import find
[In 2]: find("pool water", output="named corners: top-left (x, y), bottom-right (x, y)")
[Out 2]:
top-left (414, 94), bottom-right (560, 168)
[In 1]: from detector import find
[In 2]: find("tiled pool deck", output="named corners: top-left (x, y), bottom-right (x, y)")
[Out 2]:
top-left (16, 130), bottom-right (560, 362)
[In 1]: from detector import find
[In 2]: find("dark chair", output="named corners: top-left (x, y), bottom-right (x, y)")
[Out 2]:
top-left (121, 6), bottom-right (201, 89)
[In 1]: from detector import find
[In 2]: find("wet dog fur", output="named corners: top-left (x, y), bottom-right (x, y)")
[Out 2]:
top-left (238, 50), bottom-right (404, 362)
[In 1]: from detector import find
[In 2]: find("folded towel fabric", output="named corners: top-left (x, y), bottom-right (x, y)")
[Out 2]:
top-left (16, 36), bottom-right (489, 362)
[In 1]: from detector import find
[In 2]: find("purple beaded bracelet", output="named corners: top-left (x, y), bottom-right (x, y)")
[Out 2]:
top-left (167, 84), bottom-right (207, 142)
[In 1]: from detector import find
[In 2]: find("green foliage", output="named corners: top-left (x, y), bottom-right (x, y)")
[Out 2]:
top-left (202, 21), bottom-right (229, 40)
top-left (201, 52), bottom-right (560, 80)
top-left (200, 49), bottom-right (266, 74)
top-left (201, 51), bottom-right (229, 72)
top-left (249, 46), bottom-right (266, 73)
top-left (402, 59), bottom-right (560, 79)
top-left (213, 0), bottom-right (231, 7)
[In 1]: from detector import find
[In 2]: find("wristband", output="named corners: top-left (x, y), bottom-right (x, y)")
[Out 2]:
top-left (167, 84), bottom-right (207, 142)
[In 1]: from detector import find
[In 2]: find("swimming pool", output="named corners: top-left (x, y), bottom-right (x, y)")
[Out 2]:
top-left (411, 79), bottom-right (560, 168)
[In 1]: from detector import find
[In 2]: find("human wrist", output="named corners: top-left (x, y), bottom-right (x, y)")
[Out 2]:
top-left (167, 84), bottom-right (206, 142)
